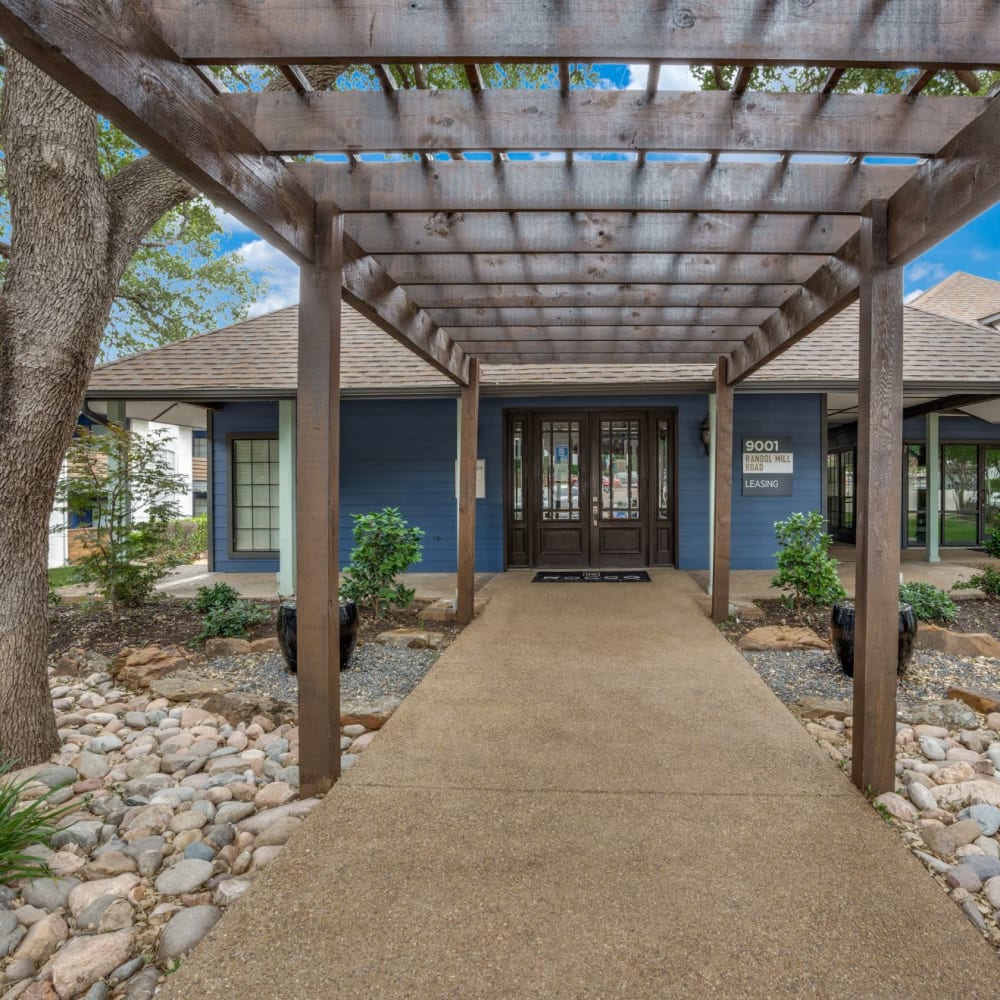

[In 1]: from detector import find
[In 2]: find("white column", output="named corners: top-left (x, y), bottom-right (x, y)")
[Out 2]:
top-left (707, 393), bottom-right (717, 595)
top-left (926, 412), bottom-right (941, 563)
top-left (277, 398), bottom-right (297, 597)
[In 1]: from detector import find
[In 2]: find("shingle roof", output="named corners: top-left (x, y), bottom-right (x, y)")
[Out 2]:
top-left (909, 271), bottom-right (1000, 326)
top-left (88, 277), bottom-right (1000, 399)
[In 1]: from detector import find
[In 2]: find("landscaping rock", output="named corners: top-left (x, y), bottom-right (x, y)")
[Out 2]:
top-left (374, 628), bottom-right (444, 650)
top-left (946, 686), bottom-right (1000, 714)
top-left (737, 626), bottom-right (831, 652)
top-left (114, 646), bottom-right (189, 689)
top-left (898, 701), bottom-right (979, 730)
top-left (249, 637), bottom-right (281, 652)
top-left (959, 803), bottom-right (1000, 837)
top-left (148, 676), bottom-right (232, 701)
top-left (0, 911), bottom-right (26, 958)
top-left (154, 859), bottom-right (213, 896)
top-left (49, 930), bottom-right (134, 1000)
top-left (20, 879), bottom-right (80, 912)
top-left (919, 624), bottom-right (1000, 660)
top-left (204, 637), bottom-right (252, 657)
top-left (201, 691), bottom-right (294, 727)
top-left (155, 905), bottom-right (221, 962)
top-left (875, 792), bottom-right (918, 822)
top-left (794, 697), bottom-right (853, 720)
top-left (13, 915), bottom-right (69, 966)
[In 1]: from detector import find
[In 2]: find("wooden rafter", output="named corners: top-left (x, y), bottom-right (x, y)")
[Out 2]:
top-left (344, 212), bottom-right (860, 256)
top-left (449, 326), bottom-right (754, 345)
top-left (469, 351), bottom-right (720, 364)
top-left (292, 161), bottom-right (915, 215)
top-left (427, 307), bottom-right (775, 328)
top-left (228, 90), bottom-right (979, 157)
top-left (141, 1), bottom-right (1000, 69)
top-left (371, 252), bottom-right (832, 286)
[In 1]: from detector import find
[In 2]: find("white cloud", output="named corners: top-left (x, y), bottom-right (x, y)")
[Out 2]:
top-left (211, 205), bottom-right (253, 237)
top-left (903, 288), bottom-right (925, 304)
top-left (237, 238), bottom-right (300, 317)
top-left (626, 64), bottom-right (699, 92)
top-left (905, 260), bottom-right (951, 286)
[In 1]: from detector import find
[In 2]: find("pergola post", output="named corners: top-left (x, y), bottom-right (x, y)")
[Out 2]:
top-left (277, 399), bottom-right (297, 597)
top-left (711, 358), bottom-right (733, 623)
top-left (296, 207), bottom-right (344, 797)
top-left (456, 357), bottom-right (480, 626)
top-left (852, 200), bottom-right (903, 795)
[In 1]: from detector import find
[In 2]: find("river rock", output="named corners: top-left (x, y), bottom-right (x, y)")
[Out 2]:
top-left (51, 820), bottom-right (104, 852)
top-left (214, 801), bottom-right (255, 826)
top-left (919, 821), bottom-right (956, 857)
top-left (253, 815), bottom-right (303, 848)
top-left (155, 859), bottom-right (213, 896)
top-left (959, 854), bottom-right (1000, 881)
top-left (155, 905), bottom-right (221, 962)
top-left (737, 626), bottom-right (830, 651)
top-left (945, 865), bottom-right (984, 892)
top-left (21, 878), bottom-right (81, 912)
top-left (874, 792), bottom-right (917, 822)
top-left (13, 913), bottom-right (68, 966)
top-left (918, 735), bottom-right (948, 761)
top-left (899, 701), bottom-right (979, 730)
top-left (907, 781), bottom-right (937, 812)
top-left (49, 929), bottom-right (135, 999)
top-left (68, 875), bottom-right (140, 919)
top-left (959, 803), bottom-right (1000, 836)
top-left (0, 910), bottom-right (25, 957)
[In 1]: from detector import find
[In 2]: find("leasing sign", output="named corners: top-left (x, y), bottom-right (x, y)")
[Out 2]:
top-left (742, 438), bottom-right (793, 496)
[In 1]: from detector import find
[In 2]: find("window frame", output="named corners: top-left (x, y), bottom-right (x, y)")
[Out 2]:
top-left (226, 432), bottom-right (280, 560)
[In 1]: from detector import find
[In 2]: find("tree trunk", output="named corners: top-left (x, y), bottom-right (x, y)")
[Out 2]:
top-left (0, 52), bottom-right (192, 766)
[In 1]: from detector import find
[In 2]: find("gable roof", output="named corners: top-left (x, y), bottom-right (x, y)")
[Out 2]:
top-left (909, 271), bottom-right (1000, 326)
top-left (88, 276), bottom-right (1000, 400)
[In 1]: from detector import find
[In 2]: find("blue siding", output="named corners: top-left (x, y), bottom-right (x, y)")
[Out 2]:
top-left (212, 402), bottom-right (281, 573)
top-left (731, 394), bottom-right (824, 571)
top-left (340, 399), bottom-right (458, 572)
top-left (212, 393), bottom-right (824, 575)
top-left (903, 415), bottom-right (1000, 443)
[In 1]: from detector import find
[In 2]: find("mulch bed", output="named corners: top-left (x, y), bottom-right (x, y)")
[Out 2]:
top-left (48, 596), bottom-right (462, 658)
top-left (719, 597), bottom-right (1000, 644)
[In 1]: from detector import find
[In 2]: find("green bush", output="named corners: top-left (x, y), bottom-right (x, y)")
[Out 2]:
top-left (983, 519), bottom-right (1000, 559)
top-left (899, 581), bottom-right (957, 623)
top-left (341, 507), bottom-right (424, 616)
top-left (192, 581), bottom-right (241, 614)
top-left (954, 565), bottom-right (1000, 599)
top-left (197, 601), bottom-right (270, 641)
top-left (0, 762), bottom-right (76, 885)
top-left (164, 515), bottom-right (209, 564)
top-left (771, 511), bottom-right (846, 614)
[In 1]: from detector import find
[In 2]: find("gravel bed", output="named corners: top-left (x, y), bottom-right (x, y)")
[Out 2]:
top-left (744, 647), bottom-right (1000, 708)
top-left (198, 644), bottom-right (439, 705)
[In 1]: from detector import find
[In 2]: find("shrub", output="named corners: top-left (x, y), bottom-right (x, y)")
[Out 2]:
top-left (192, 581), bottom-right (241, 614)
top-left (341, 507), bottom-right (424, 616)
top-left (164, 515), bottom-right (209, 564)
top-left (771, 511), bottom-right (846, 615)
top-left (197, 599), bottom-right (270, 641)
top-left (899, 581), bottom-right (957, 623)
top-left (954, 565), bottom-right (1000, 599)
top-left (0, 762), bottom-right (76, 885)
top-left (983, 519), bottom-right (1000, 560)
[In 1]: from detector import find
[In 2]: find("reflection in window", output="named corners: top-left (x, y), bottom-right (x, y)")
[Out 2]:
top-left (233, 438), bottom-right (279, 552)
top-left (511, 420), bottom-right (524, 522)
top-left (599, 419), bottom-right (640, 521)
top-left (540, 420), bottom-right (580, 521)
top-left (656, 420), bottom-right (671, 520)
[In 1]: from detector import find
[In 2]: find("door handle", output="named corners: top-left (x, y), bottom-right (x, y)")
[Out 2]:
top-left (592, 497), bottom-right (599, 526)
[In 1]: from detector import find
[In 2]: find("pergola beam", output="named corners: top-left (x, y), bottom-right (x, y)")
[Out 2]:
top-left (0, 0), bottom-right (316, 264)
top-left (293, 161), bottom-right (915, 215)
top-left (408, 283), bottom-right (801, 310)
top-left (141, 1), bottom-right (1000, 69)
top-left (373, 252), bottom-right (830, 286)
top-left (451, 327), bottom-right (753, 346)
top-left (430, 307), bottom-right (775, 328)
top-left (228, 90), bottom-right (978, 158)
top-left (345, 212), bottom-right (860, 256)
top-left (471, 351), bottom-right (719, 365)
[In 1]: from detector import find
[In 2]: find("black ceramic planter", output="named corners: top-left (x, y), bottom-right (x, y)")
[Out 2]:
top-left (830, 599), bottom-right (917, 678)
top-left (276, 599), bottom-right (359, 674)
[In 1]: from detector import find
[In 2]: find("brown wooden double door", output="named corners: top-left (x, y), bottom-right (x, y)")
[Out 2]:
top-left (506, 409), bottom-right (676, 568)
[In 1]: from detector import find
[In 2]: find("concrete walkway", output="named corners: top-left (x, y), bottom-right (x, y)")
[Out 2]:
top-left (162, 570), bottom-right (995, 999)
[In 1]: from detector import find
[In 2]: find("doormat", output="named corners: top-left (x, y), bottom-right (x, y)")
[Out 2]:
top-left (532, 570), bottom-right (651, 583)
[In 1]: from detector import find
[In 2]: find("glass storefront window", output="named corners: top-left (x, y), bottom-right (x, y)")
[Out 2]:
top-left (539, 420), bottom-right (580, 521)
top-left (907, 444), bottom-right (927, 546)
top-left (599, 419), bottom-right (641, 521)
top-left (511, 420), bottom-right (524, 523)
top-left (942, 444), bottom-right (979, 546)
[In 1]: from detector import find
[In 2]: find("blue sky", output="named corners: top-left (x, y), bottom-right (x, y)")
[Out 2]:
top-left (218, 62), bottom-right (1000, 315)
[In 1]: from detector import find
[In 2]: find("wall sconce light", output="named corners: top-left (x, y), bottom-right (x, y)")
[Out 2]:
top-left (700, 414), bottom-right (712, 456)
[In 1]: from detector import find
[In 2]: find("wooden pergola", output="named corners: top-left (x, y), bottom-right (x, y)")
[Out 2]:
top-left (8, 1), bottom-right (1000, 798)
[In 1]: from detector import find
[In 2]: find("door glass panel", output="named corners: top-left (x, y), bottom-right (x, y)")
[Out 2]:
top-left (599, 420), bottom-right (640, 521)
top-left (985, 447), bottom-right (1000, 535)
top-left (907, 444), bottom-right (927, 546)
top-left (540, 420), bottom-right (580, 521)
top-left (942, 444), bottom-right (979, 545)
top-left (511, 420), bottom-right (524, 522)
top-left (656, 420), bottom-right (671, 520)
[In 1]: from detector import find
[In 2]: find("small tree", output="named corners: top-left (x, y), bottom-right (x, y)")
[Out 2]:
top-left (341, 507), bottom-right (424, 617)
top-left (771, 511), bottom-right (846, 616)
top-left (56, 424), bottom-right (189, 620)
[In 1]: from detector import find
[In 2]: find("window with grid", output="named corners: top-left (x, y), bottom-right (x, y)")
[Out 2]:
top-left (232, 438), bottom-right (279, 553)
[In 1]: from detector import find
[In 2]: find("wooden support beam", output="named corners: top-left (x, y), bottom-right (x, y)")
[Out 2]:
top-left (278, 64), bottom-right (313, 93)
top-left (456, 358), bottom-right (480, 626)
top-left (296, 207), bottom-right (343, 796)
top-left (145, 2), bottom-right (1000, 69)
top-left (463, 64), bottom-right (484, 93)
top-left (374, 64), bottom-right (399, 91)
top-left (0, 0), bottom-right (316, 264)
top-left (731, 67), bottom-right (754, 98)
top-left (373, 252), bottom-right (829, 286)
top-left (852, 200), bottom-right (903, 796)
top-left (344, 212), bottom-right (860, 256)
top-left (292, 161), bottom-right (915, 215)
top-left (430, 307), bottom-right (774, 328)
top-left (956, 70), bottom-right (982, 93)
top-left (228, 90), bottom-right (977, 157)
top-left (471, 351), bottom-right (718, 365)
top-left (340, 244), bottom-right (470, 384)
top-left (711, 358), bottom-right (734, 623)
top-left (409, 283), bottom-right (800, 310)
top-left (904, 68), bottom-right (939, 96)
top-left (821, 68), bottom-right (845, 95)
top-left (456, 335), bottom-right (746, 352)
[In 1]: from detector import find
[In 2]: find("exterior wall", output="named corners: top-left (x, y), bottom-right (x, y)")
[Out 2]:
top-left (902, 415), bottom-right (1000, 443)
top-left (730, 394), bottom-right (825, 570)
top-left (210, 392), bottom-right (825, 575)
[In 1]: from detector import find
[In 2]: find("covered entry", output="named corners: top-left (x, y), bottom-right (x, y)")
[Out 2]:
top-left (506, 409), bottom-right (675, 568)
